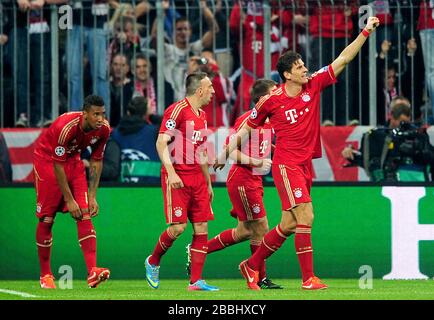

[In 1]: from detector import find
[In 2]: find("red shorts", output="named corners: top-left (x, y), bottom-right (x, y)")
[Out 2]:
top-left (272, 163), bottom-right (313, 211)
top-left (226, 169), bottom-right (266, 221)
top-left (161, 171), bottom-right (214, 224)
top-left (33, 159), bottom-right (88, 219)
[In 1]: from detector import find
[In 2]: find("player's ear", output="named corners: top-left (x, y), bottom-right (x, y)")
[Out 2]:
top-left (283, 71), bottom-right (291, 81)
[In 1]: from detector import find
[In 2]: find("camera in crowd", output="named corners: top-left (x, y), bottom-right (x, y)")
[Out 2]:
top-left (347, 121), bottom-right (434, 181)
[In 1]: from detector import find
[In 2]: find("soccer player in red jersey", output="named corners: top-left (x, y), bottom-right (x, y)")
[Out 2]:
top-left (145, 72), bottom-right (219, 291)
top-left (33, 95), bottom-right (111, 289)
top-left (200, 79), bottom-right (283, 289)
top-left (215, 17), bottom-right (380, 290)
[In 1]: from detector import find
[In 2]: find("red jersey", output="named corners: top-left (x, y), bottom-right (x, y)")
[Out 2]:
top-left (230, 3), bottom-right (286, 77)
top-left (34, 112), bottom-right (110, 163)
top-left (226, 110), bottom-right (273, 183)
top-left (247, 65), bottom-right (337, 165)
top-left (418, 1), bottom-right (434, 31)
top-left (159, 98), bottom-right (208, 175)
top-left (309, 1), bottom-right (357, 38)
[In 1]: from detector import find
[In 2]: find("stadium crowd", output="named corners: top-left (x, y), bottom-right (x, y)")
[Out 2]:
top-left (0, 0), bottom-right (433, 128)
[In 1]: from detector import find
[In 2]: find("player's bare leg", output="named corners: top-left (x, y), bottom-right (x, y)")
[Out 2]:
top-left (291, 203), bottom-right (327, 290)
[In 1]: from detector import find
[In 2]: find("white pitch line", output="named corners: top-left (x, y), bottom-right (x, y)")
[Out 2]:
top-left (0, 289), bottom-right (39, 298)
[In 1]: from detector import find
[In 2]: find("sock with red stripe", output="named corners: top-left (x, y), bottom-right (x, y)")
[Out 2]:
top-left (190, 233), bottom-right (208, 284)
top-left (149, 228), bottom-right (177, 266)
top-left (250, 240), bottom-right (266, 281)
top-left (36, 221), bottom-right (54, 277)
top-left (77, 217), bottom-right (97, 274)
top-left (295, 224), bottom-right (314, 282)
top-left (207, 229), bottom-right (238, 254)
top-left (248, 224), bottom-right (290, 271)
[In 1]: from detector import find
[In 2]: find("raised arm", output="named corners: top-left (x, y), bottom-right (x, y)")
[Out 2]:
top-left (331, 16), bottom-right (380, 77)
top-left (201, 0), bottom-right (219, 49)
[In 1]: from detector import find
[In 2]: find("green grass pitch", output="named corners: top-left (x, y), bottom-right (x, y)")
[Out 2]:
top-left (1, 279), bottom-right (434, 300)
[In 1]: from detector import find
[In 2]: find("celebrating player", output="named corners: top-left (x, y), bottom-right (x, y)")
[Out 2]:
top-left (188, 79), bottom-right (282, 289)
top-left (214, 17), bottom-right (380, 290)
top-left (145, 72), bottom-right (219, 291)
top-left (33, 95), bottom-right (111, 289)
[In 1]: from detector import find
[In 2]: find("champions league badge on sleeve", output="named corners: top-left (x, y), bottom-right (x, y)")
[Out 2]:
top-left (166, 119), bottom-right (176, 130)
top-left (250, 109), bottom-right (258, 119)
top-left (55, 146), bottom-right (65, 157)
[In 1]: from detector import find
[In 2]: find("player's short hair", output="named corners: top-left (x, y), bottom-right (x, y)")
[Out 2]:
top-left (127, 96), bottom-right (148, 117)
top-left (250, 79), bottom-right (276, 104)
top-left (185, 72), bottom-right (208, 96)
top-left (83, 95), bottom-right (105, 111)
top-left (391, 102), bottom-right (411, 120)
top-left (276, 51), bottom-right (302, 81)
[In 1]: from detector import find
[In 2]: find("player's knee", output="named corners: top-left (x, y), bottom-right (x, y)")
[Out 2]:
top-left (254, 220), bottom-right (269, 238)
top-left (279, 222), bottom-right (296, 235)
top-left (170, 223), bottom-right (187, 237)
top-left (236, 227), bottom-right (252, 240)
top-left (293, 203), bottom-right (314, 226)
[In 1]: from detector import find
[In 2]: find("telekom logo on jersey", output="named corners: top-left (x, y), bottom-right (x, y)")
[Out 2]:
top-left (165, 127), bottom-right (273, 165)
top-left (285, 109), bottom-right (298, 124)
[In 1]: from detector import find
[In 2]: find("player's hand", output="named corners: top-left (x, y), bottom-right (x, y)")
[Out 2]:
top-left (213, 151), bottom-right (227, 171)
top-left (260, 158), bottom-right (272, 172)
top-left (30, 0), bottom-right (45, 10)
top-left (208, 184), bottom-right (214, 202)
top-left (67, 199), bottom-right (82, 220)
top-left (89, 197), bottom-right (99, 217)
top-left (17, 0), bottom-right (31, 11)
top-left (365, 17), bottom-right (380, 33)
top-left (168, 172), bottom-right (184, 189)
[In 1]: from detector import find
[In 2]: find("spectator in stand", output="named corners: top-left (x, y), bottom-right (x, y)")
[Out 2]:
top-left (0, 1), bottom-right (14, 128)
top-left (308, 0), bottom-right (358, 126)
top-left (108, 14), bottom-right (142, 64)
top-left (229, 0), bottom-right (301, 125)
top-left (151, 0), bottom-right (219, 102)
top-left (68, 0), bottom-right (117, 117)
top-left (111, 96), bottom-right (161, 183)
top-left (11, 0), bottom-right (69, 127)
top-left (401, 37), bottom-right (425, 122)
top-left (418, 0), bottom-right (434, 124)
top-left (377, 37), bottom-right (425, 125)
top-left (371, 0), bottom-right (395, 52)
top-left (131, 53), bottom-right (157, 115)
top-left (187, 50), bottom-right (232, 127)
top-left (109, 53), bottom-right (134, 127)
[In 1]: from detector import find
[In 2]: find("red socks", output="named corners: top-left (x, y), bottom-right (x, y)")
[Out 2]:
top-left (250, 239), bottom-right (266, 281)
top-left (149, 228), bottom-right (177, 266)
top-left (248, 224), bottom-right (290, 271)
top-left (207, 229), bottom-right (238, 253)
top-left (295, 224), bottom-right (314, 282)
top-left (36, 221), bottom-right (53, 277)
top-left (77, 217), bottom-right (97, 274)
top-left (190, 233), bottom-right (208, 284)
